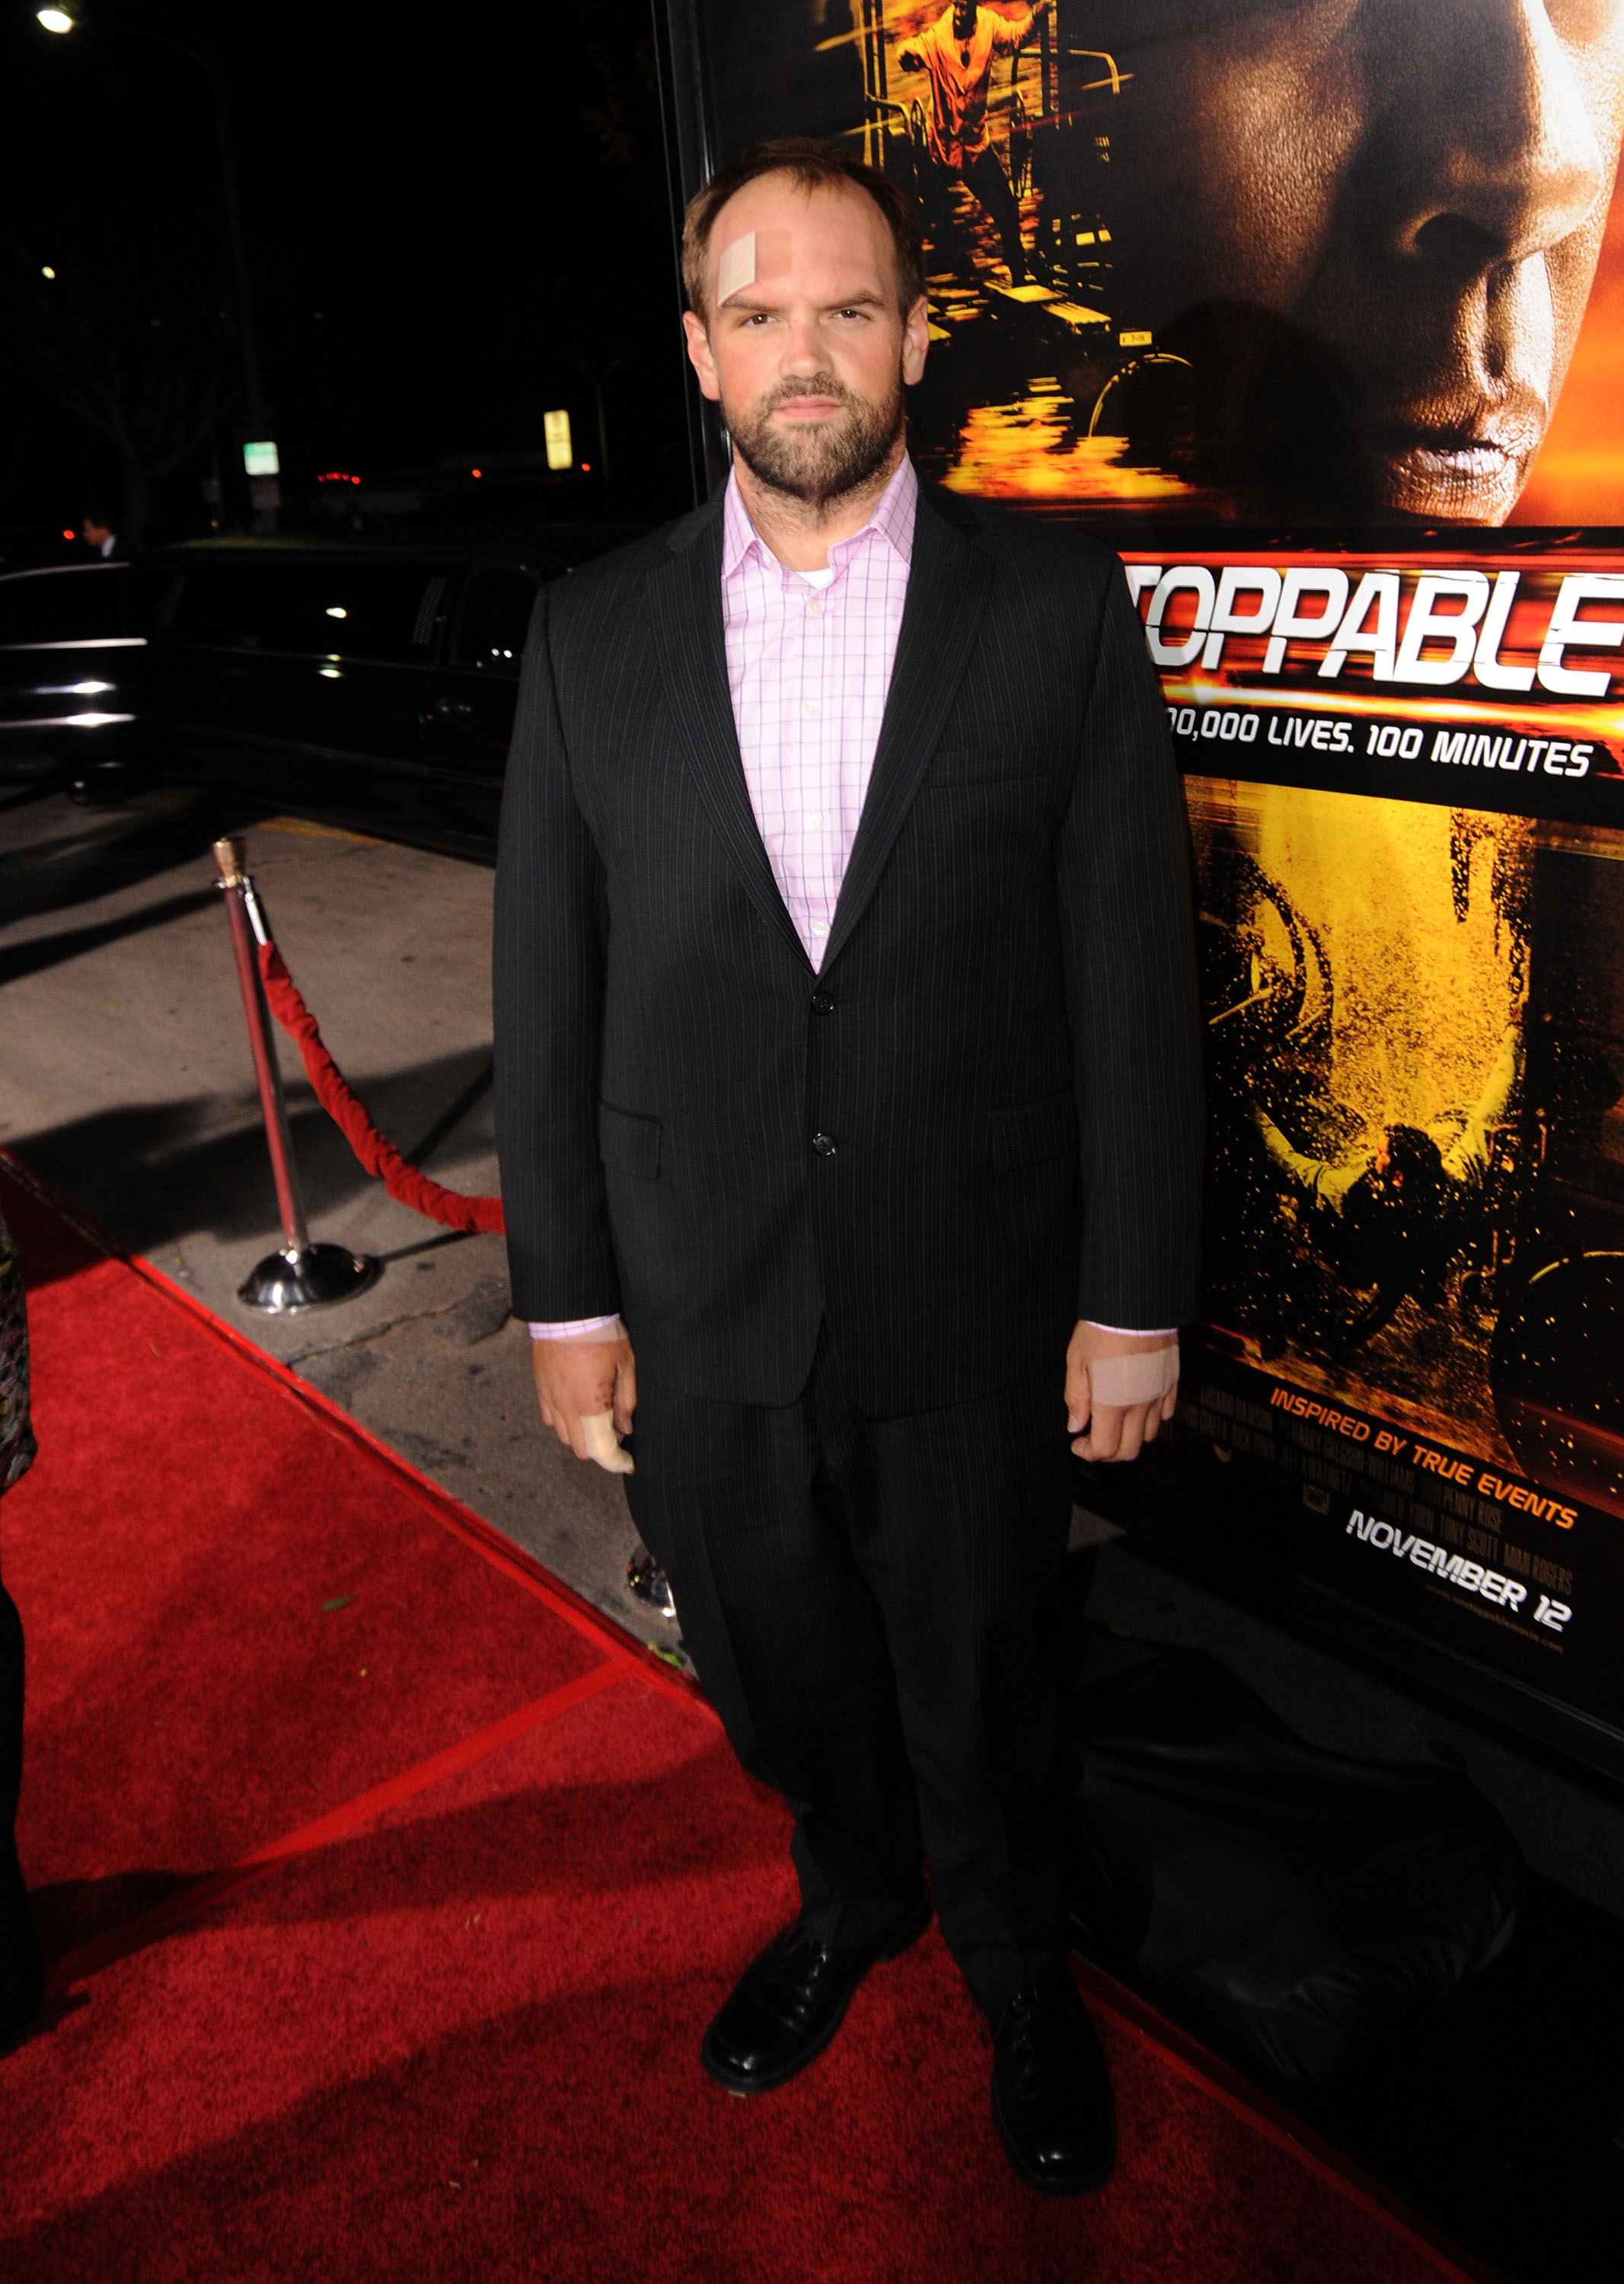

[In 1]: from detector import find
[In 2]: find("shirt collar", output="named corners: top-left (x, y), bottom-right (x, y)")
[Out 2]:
top-left (721, 453), bottom-right (917, 580)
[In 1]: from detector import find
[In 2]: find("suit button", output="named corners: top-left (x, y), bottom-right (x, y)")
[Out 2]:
top-left (811, 991), bottom-right (836, 1016)
top-left (812, 1131), bottom-right (838, 1157)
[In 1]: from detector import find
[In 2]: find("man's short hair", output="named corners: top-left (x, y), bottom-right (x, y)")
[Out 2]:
top-left (681, 137), bottom-right (927, 322)
top-left (1383, 1124), bottom-right (1445, 1190)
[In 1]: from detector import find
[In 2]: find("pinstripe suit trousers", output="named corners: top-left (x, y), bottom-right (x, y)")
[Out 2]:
top-left (627, 1329), bottom-right (1074, 2016)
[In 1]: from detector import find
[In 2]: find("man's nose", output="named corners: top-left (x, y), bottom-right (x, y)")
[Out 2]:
top-left (1391, 0), bottom-right (1606, 271)
top-left (780, 311), bottom-right (828, 371)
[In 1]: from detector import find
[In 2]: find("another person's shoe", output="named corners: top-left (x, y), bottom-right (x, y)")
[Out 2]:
top-left (701, 1884), bottom-right (932, 2094)
top-left (0, 1844), bottom-right (42, 2057)
top-left (991, 1963), bottom-right (1115, 2194)
top-left (0, 1954), bottom-right (42, 2057)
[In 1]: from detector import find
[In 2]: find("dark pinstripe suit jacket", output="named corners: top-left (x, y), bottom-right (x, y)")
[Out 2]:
top-left (493, 474), bottom-right (1203, 1415)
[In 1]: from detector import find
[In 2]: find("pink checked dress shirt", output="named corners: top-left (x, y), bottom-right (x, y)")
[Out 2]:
top-left (528, 459), bottom-right (1168, 1344)
top-left (717, 453), bottom-right (916, 964)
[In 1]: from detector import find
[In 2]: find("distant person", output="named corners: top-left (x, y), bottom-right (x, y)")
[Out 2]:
top-left (81, 509), bottom-right (129, 562)
top-left (0, 1207), bottom-right (41, 2054)
top-left (898, 0), bottom-right (1048, 286)
top-left (1095, 0), bottom-right (1624, 522)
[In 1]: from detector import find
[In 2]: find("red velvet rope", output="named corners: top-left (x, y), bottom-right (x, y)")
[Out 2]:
top-left (257, 939), bottom-right (505, 1236)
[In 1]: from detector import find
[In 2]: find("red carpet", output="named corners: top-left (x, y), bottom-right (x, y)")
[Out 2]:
top-left (0, 1157), bottom-right (1492, 2284)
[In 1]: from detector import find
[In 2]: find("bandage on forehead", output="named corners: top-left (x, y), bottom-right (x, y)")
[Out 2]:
top-left (715, 227), bottom-right (793, 305)
top-left (1088, 1344), bottom-right (1179, 1408)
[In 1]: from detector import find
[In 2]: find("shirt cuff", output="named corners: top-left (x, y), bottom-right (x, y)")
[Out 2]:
top-left (528, 1315), bottom-right (624, 1341)
top-left (1082, 1322), bottom-right (1179, 1338)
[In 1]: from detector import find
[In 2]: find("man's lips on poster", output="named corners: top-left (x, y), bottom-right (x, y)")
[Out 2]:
top-left (1361, 387), bottom-right (1546, 519)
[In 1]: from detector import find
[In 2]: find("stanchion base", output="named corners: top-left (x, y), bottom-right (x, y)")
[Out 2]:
top-left (238, 1244), bottom-right (381, 1315)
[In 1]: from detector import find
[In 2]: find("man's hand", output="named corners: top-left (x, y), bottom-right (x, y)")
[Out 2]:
top-left (531, 1334), bottom-right (637, 1470)
top-left (1065, 1321), bottom-right (1178, 1463)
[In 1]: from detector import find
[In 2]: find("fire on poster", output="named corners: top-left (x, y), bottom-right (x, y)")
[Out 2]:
top-left (1118, 552), bottom-right (1624, 1544)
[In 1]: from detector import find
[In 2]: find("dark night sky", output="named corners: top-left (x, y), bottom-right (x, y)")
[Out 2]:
top-left (0, 2), bottom-right (697, 539)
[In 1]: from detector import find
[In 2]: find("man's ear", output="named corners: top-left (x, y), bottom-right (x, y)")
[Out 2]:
top-left (901, 293), bottom-right (930, 387)
top-left (682, 310), bottom-right (722, 403)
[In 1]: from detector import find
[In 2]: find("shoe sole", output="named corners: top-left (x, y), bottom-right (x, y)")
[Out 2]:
top-left (991, 2072), bottom-right (1116, 2197)
top-left (700, 1887), bottom-right (933, 2097)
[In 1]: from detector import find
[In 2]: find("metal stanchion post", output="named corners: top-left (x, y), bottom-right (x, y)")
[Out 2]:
top-left (212, 837), bottom-right (381, 1313)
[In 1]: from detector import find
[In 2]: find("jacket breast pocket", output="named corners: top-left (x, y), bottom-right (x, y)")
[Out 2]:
top-left (991, 1091), bottom-right (1077, 1172)
top-left (599, 1102), bottom-right (661, 1180)
top-left (928, 743), bottom-right (1051, 786)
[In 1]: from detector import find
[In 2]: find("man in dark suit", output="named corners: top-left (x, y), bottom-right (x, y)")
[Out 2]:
top-left (80, 510), bottom-right (129, 562)
top-left (494, 137), bottom-right (1202, 2194)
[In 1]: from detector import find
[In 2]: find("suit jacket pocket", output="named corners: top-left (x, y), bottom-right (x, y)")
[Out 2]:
top-left (929, 743), bottom-right (1051, 786)
top-left (991, 1090), bottom-right (1076, 1172)
top-left (599, 1102), bottom-right (661, 1180)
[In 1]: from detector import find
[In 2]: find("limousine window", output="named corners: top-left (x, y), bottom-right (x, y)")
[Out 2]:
top-left (316, 564), bottom-right (449, 663)
top-left (0, 564), bottom-right (132, 648)
top-left (167, 558), bottom-right (450, 664)
top-left (455, 569), bottom-right (539, 677)
top-left (167, 560), bottom-right (313, 653)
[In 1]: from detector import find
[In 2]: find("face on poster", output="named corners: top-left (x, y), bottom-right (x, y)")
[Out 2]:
top-left (697, 0), bottom-right (1624, 527)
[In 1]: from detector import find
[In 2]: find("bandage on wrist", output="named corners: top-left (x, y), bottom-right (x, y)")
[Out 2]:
top-left (1087, 1343), bottom-right (1179, 1408)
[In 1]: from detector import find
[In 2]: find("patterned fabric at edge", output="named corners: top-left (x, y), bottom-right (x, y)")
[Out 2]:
top-left (0, 1210), bottom-right (35, 1495)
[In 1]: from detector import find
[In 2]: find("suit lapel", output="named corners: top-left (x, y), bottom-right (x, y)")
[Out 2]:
top-left (644, 506), bottom-right (809, 968)
top-left (821, 485), bottom-right (991, 971)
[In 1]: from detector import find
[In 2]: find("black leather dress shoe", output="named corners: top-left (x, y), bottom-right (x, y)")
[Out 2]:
top-left (991, 1963), bottom-right (1115, 2194)
top-left (701, 1884), bottom-right (933, 2094)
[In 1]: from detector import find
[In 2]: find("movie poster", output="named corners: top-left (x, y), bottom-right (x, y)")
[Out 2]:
top-left (667, 1), bottom-right (1624, 1759)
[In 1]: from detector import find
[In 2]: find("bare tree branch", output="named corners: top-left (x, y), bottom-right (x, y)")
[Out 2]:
top-left (0, 225), bottom-right (236, 541)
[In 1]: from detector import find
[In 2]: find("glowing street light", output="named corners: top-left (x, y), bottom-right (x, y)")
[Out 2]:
top-left (37, 9), bottom-right (77, 32)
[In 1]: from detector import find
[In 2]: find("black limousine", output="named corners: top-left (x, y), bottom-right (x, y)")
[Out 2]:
top-left (0, 557), bottom-right (146, 799)
top-left (146, 525), bottom-right (646, 859)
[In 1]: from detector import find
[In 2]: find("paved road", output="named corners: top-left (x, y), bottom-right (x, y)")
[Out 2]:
top-left (0, 783), bottom-right (674, 1659)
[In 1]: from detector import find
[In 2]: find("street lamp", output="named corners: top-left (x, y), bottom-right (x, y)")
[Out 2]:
top-left (34, 4), bottom-right (273, 456)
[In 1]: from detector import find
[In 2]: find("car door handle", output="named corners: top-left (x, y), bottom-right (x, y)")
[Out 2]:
top-left (432, 695), bottom-right (474, 718)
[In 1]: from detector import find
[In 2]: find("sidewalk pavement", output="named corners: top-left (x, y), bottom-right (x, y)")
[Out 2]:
top-left (0, 783), bottom-right (678, 1661)
top-left (5, 780), bottom-right (1622, 1913)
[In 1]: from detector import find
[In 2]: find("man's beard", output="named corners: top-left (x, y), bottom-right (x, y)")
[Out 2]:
top-left (725, 367), bottom-right (905, 509)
